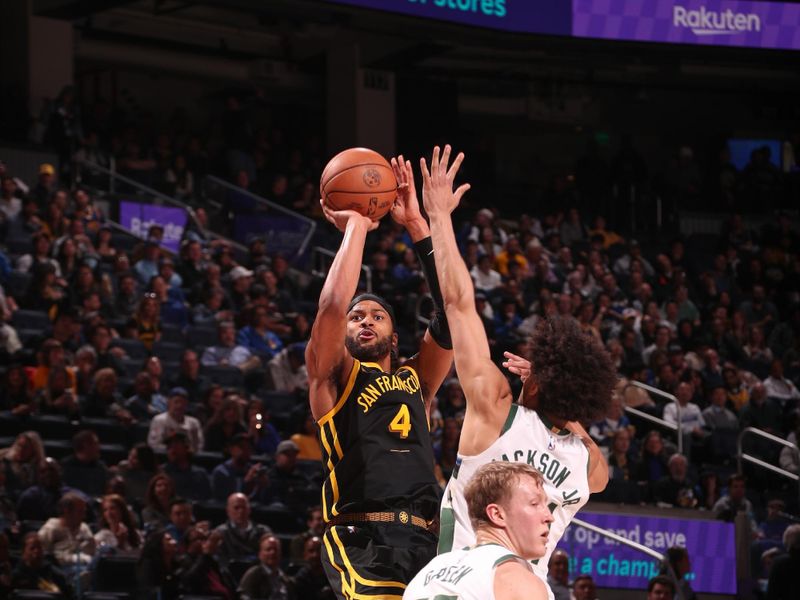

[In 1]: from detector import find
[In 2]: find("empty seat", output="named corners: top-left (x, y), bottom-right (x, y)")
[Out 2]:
top-left (201, 365), bottom-right (243, 389)
top-left (160, 324), bottom-right (186, 344)
top-left (193, 451), bottom-right (225, 472)
top-left (187, 326), bottom-right (219, 348)
top-left (111, 338), bottom-right (148, 360)
top-left (153, 340), bottom-right (186, 362)
top-left (94, 556), bottom-right (139, 593)
top-left (11, 309), bottom-right (51, 330)
top-left (5, 237), bottom-right (33, 256)
top-left (6, 271), bottom-right (32, 297)
top-left (260, 391), bottom-right (298, 421)
top-left (10, 591), bottom-right (61, 600)
top-left (81, 417), bottom-right (126, 445)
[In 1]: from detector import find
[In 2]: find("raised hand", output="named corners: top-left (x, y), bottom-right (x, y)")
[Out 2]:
top-left (320, 198), bottom-right (379, 233)
top-left (420, 145), bottom-right (471, 217)
top-left (390, 154), bottom-right (423, 227)
top-left (502, 351), bottom-right (531, 383)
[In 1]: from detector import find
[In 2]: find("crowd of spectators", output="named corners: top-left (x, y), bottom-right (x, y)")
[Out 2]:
top-left (0, 85), bottom-right (798, 597)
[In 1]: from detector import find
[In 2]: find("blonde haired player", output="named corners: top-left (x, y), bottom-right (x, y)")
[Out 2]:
top-left (421, 145), bottom-right (617, 599)
top-left (403, 462), bottom-right (553, 600)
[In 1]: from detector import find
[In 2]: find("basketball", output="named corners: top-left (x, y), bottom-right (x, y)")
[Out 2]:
top-left (320, 147), bottom-right (397, 220)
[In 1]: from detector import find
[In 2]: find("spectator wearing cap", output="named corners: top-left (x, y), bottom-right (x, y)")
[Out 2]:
top-left (162, 432), bottom-right (211, 502)
top-left (133, 239), bottom-right (162, 284)
top-left (0, 176), bottom-right (22, 222)
top-left (210, 434), bottom-right (268, 501)
top-left (257, 440), bottom-right (308, 507)
top-left (31, 163), bottom-right (56, 207)
top-left (148, 388), bottom-right (204, 453)
top-left (214, 492), bottom-right (272, 566)
top-left (201, 321), bottom-right (260, 371)
top-left (613, 240), bottom-right (653, 278)
top-left (237, 304), bottom-right (284, 361)
top-left (229, 265), bottom-right (254, 313)
top-left (59, 430), bottom-right (110, 497)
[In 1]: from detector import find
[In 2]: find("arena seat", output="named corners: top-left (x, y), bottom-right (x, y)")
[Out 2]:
top-left (201, 365), bottom-right (244, 389)
top-left (111, 338), bottom-right (148, 360)
top-left (186, 326), bottom-right (219, 348)
top-left (6, 271), bottom-right (31, 297)
top-left (160, 324), bottom-right (186, 344)
top-left (94, 556), bottom-right (139, 593)
top-left (152, 340), bottom-right (186, 362)
top-left (12, 309), bottom-right (52, 331)
top-left (251, 503), bottom-right (303, 533)
top-left (80, 417), bottom-right (126, 445)
top-left (227, 558), bottom-right (257, 581)
top-left (10, 591), bottom-right (61, 600)
top-left (5, 236), bottom-right (33, 256)
top-left (193, 451), bottom-right (225, 471)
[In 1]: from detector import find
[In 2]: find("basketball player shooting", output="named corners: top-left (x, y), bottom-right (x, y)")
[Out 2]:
top-left (306, 155), bottom-right (454, 599)
top-left (422, 145), bottom-right (617, 599)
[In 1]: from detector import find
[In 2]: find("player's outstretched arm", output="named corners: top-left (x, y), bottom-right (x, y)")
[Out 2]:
top-left (390, 154), bottom-right (452, 412)
top-left (306, 200), bottom-right (377, 420)
top-left (565, 420), bottom-right (610, 493)
top-left (494, 560), bottom-right (549, 600)
top-left (423, 146), bottom-right (513, 443)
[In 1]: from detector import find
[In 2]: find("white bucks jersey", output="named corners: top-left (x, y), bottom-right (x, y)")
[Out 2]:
top-left (403, 543), bottom-right (530, 600)
top-left (438, 404), bottom-right (590, 590)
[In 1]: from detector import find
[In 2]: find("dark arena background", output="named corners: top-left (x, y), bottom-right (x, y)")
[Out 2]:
top-left (0, 0), bottom-right (799, 599)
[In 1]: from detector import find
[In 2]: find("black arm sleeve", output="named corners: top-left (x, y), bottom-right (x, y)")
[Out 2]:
top-left (414, 236), bottom-right (452, 350)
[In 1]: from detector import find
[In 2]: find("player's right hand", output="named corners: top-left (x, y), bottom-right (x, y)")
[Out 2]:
top-left (320, 198), bottom-right (379, 233)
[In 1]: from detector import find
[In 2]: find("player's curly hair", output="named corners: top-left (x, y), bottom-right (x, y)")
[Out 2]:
top-left (528, 317), bottom-right (617, 423)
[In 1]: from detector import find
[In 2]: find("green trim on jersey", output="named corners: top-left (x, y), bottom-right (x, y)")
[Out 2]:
top-left (493, 553), bottom-right (523, 567)
top-left (500, 403), bottom-right (519, 436)
top-left (438, 505), bottom-right (456, 554)
top-left (538, 412), bottom-right (570, 436)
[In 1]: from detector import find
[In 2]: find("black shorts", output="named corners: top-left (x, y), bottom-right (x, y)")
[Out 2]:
top-left (322, 521), bottom-right (437, 600)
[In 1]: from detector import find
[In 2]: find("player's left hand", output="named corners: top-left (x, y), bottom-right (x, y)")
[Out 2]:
top-left (390, 155), bottom-right (423, 227)
top-left (502, 351), bottom-right (531, 383)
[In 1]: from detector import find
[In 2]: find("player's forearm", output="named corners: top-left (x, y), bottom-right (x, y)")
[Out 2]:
top-left (319, 220), bottom-right (370, 314)
top-left (429, 212), bottom-right (474, 313)
top-left (405, 216), bottom-right (431, 243)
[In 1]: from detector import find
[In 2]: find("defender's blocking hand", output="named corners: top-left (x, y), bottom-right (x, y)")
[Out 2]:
top-left (420, 144), bottom-right (471, 216)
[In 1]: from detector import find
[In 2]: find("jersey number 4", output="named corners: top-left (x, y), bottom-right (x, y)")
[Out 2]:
top-left (388, 404), bottom-right (412, 439)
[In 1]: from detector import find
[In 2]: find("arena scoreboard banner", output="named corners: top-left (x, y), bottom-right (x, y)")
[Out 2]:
top-left (322, 0), bottom-right (800, 50)
top-left (119, 200), bottom-right (187, 253)
top-left (323, 0), bottom-right (572, 35)
top-left (572, 0), bottom-right (800, 51)
top-left (557, 510), bottom-right (737, 594)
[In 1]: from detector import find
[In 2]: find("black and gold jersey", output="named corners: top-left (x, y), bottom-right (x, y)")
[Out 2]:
top-left (317, 359), bottom-right (441, 523)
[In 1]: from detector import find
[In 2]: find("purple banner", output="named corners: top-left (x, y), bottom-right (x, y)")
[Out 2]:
top-left (323, 0), bottom-right (571, 35)
top-left (573, 0), bottom-right (800, 50)
top-left (556, 511), bottom-right (736, 594)
top-left (119, 200), bottom-right (187, 253)
top-left (233, 214), bottom-right (312, 262)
